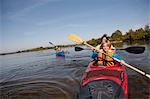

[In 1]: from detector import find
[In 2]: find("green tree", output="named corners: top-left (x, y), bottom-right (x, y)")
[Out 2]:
top-left (124, 29), bottom-right (134, 41)
top-left (144, 25), bottom-right (150, 33)
top-left (87, 38), bottom-right (97, 46)
top-left (111, 30), bottom-right (123, 41)
top-left (144, 25), bottom-right (150, 40)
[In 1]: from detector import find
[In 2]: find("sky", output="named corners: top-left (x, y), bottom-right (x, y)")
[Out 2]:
top-left (1, 0), bottom-right (149, 53)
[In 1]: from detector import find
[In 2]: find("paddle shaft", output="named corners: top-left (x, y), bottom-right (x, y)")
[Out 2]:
top-left (49, 42), bottom-right (60, 51)
top-left (121, 61), bottom-right (150, 78)
top-left (83, 42), bottom-right (150, 79)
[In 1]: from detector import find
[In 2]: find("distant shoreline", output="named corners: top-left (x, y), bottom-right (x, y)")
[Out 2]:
top-left (0, 44), bottom-right (79, 56)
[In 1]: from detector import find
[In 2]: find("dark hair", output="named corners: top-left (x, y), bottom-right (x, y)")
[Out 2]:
top-left (99, 36), bottom-right (109, 44)
top-left (100, 39), bottom-right (112, 49)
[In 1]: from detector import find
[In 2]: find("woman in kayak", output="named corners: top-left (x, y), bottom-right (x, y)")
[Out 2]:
top-left (97, 42), bottom-right (123, 66)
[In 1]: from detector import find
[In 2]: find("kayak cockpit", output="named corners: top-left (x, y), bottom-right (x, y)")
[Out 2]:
top-left (79, 61), bottom-right (128, 99)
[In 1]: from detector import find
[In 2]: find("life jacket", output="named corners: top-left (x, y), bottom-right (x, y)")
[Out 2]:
top-left (98, 49), bottom-right (115, 66)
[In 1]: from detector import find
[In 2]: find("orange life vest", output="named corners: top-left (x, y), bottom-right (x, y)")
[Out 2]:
top-left (98, 49), bottom-right (115, 66)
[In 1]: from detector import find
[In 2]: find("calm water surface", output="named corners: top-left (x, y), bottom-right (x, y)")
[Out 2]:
top-left (0, 44), bottom-right (150, 99)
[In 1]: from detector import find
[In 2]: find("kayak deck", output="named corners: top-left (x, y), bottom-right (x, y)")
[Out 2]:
top-left (79, 61), bottom-right (128, 99)
top-left (56, 51), bottom-right (65, 57)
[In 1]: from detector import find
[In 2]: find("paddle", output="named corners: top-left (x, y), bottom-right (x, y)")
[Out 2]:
top-left (68, 34), bottom-right (150, 79)
top-left (49, 42), bottom-right (55, 46)
top-left (75, 46), bottom-right (145, 54)
top-left (119, 46), bottom-right (145, 54)
top-left (75, 46), bottom-right (84, 51)
top-left (49, 42), bottom-right (59, 50)
top-left (49, 42), bottom-right (69, 55)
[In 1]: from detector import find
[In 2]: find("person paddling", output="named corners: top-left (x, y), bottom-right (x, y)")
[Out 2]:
top-left (96, 42), bottom-right (123, 66)
top-left (55, 46), bottom-right (61, 52)
top-left (92, 36), bottom-right (115, 60)
top-left (96, 36), bottom-right (115, 50)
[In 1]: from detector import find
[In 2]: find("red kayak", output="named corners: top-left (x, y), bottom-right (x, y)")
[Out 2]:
top-left (78, 61), bottom-right (128, 99)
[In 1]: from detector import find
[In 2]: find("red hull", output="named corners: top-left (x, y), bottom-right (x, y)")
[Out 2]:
top-left (80, 61), bottom-right (128, 99)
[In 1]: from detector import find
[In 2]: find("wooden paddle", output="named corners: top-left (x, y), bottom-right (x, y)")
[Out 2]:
top-left (75, 46), bottom-right (145, 54)
top-left (68, 34), bottom-right (150, 79)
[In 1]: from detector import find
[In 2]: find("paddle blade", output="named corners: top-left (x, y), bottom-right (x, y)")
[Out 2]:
top-left (125, 46), bottom-right (145, 54)
top-left (75, 47), bottom-right (84, 51)
top-left (68, 34), bottom-right (83, 43)
top-left (49, 42), bottom-right (54, 45)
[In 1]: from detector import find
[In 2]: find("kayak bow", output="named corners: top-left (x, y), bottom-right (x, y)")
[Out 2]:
top-left (79, 61), bottom-right (128, 99)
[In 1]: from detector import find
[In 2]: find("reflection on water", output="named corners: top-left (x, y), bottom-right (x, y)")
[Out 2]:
top-left (0, 44), bottom-right (150, 99)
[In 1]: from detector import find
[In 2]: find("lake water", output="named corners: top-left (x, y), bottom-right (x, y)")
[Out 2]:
top-left (0, 44), bottom-right (150, 99)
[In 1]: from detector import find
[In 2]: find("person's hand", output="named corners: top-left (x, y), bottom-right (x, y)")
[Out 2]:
top-left (98, 49), bottom-right (103, 53)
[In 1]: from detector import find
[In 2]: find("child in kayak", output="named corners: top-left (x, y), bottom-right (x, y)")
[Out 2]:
top-left (98, 42), bottom-right (123, 66)
top-left (95, 42), bottom-right (123, 66)
top-left (92, 36), bottom-right (115, 61)
top-left (96, 36), bottom-right (115, 50)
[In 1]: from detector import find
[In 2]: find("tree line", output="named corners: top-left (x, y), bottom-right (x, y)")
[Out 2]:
top-left (87, 25), bottom-right (150, 46)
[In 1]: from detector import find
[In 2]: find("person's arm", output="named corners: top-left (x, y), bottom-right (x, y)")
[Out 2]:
top-left (91, 51), bottom-right (98, 60)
